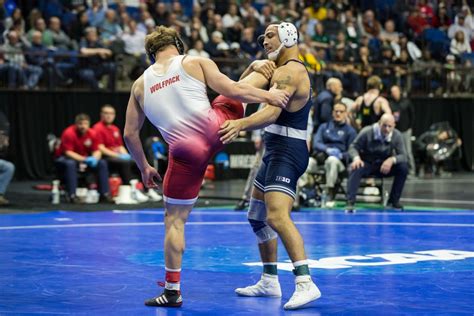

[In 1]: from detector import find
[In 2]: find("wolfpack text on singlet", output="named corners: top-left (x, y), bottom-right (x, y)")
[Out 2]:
top-left (143, 55), bottom-right (212, 146)
top-left (149, 75), bottom-right (180, 93)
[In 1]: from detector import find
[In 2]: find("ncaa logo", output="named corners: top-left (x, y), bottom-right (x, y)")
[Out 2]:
top-left (276, 176), bottom-right (290, 183)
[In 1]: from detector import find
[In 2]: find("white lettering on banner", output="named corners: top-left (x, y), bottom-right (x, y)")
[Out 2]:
top-left (243, 249), bottom-right (474, 270)
top-left (230, 155), bottom-right (255, 169)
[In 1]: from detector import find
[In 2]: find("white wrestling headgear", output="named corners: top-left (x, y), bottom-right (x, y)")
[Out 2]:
top-left (267, 22), bottom-right (298, 61)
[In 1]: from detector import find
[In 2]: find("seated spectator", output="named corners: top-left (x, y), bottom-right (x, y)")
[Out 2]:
top-left (311, 23), bottom-right (330, 49)
top-left (26, 17), bottom-right (50, 45)
top-left (240, 27), bottom-right (263, 60)
top-left (346, 114), bottom-right (408, 212)
top-left (450, 30), bottom-right (471, 57)
top-left (2, 30), bottom-right (43, 89)
top-left (86, 0), bottom-right (106, 27)
top-left (312, 102), bottom-right (357, 206)
top-left (322, 8), bottom-right (342, 40)
top-left (415, 122), bottom-right (462, 177)
top-left (222, 3), bottom-right (241, 29)
top-left (432, 4), bottom-right (451, 32)
top-left (358, 10), bottom-right (381, 38)
top-left (0, 51), bottom-right (20, 88)
top-left (204, 31), bottom-right (227, 58)
top-left (99, 9), bottom-right (123, 48)
top-left (0, 159), bottom-right (14, 205)
top-left (92, 105), bottom-right (135, 185)
top-left (412, 49), bottom-right (441, 95)
top-left (444, 54), bottom-right (462, 96)
top-left (44, 16), bottom-right (76, 51)
top-left (26, 30), bottom-right (72, 88)
top-left (69, 10), bottom-right (90, 44)
top-left (407, 7), bottom-right (430, 37)
top-left (55, 113), bottom-right (111, 203)
top-left (380, 19), bottom-right (399, 46)
top-left (448, 14), bottom-right (471, 41)
top-left (78, 27), bottom-right (115, 90)
top-left (187, 39), bottom-right (210, 58)
top-left (312, 77), bottom-right (343, 132)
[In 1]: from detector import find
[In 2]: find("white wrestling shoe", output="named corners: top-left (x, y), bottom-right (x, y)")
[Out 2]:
top-left (147, 189), bottom-right (163, 202)
top-left (283, 275), bottom-right (321, 310)
top-left (235, 274), bottom-right (282, 297)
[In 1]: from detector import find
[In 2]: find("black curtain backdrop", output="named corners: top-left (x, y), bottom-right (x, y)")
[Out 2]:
top-left (0, 91), bottom-right (472, 179)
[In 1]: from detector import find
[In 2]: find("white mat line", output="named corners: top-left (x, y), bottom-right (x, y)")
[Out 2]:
top-left (1, 221), bottom-right (474, 230)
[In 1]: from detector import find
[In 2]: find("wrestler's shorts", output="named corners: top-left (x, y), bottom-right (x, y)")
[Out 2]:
top-left (254, 158), bottom-right (307, 201)
top-left (162, 95), bottom-right (243, 205)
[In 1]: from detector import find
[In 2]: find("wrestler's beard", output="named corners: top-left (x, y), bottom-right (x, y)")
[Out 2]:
top-left (267, 43), bottom-right (284, 61)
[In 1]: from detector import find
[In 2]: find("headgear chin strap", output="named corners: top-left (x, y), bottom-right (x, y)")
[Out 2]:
top-left (262, 22), bottom-right (298, 61)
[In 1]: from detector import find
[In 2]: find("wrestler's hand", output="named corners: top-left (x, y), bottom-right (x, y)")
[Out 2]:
top-left (268, 83), bottom-right (290, 108)
top-left (219, 120), bottom-right (244, 144)
top-left (251, 60), bottom-right (276, 80)
top-left (141, 165), bottom-right (162, 189)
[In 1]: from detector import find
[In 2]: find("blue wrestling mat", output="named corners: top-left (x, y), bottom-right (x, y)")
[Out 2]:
top-left (1, 208), bottom-right (474, 315)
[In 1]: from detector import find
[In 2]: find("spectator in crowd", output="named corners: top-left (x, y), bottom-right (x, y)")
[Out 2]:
top-left (313, 77), bottom-right (343, 132)
top-left (432, 3), bottom-right (452, 32)
top-left (100, 9), bottom-right (123, 47)
top-left (407, 7), bottom-right (430, 37)
top-left (450, 30), bottom-right (471, 57)
top-left (26, 17), bottom-right (49, 45)
top-left (413, 49), bottom-right (442, 96)
top-left (204, 30), bottom-right (227, 58)
top-left (351, 75), bottom-right (392, 130)
top-left (240, 27), bottom-right (263, 60)
top-left (359, 9), bottom-right (381, 38)
top-left (311, 23), bottom-right (330, 49)
top-left (4, 7), bottom-right (25, 34)
top-left (322, 8), bottom-right (342, 40)
top-left (152, 2), bottom-right (169, 27)
top-left (444, 54), bottom-right (462, 96)
top-left (0, 159), bottom-right (14, 205)
top-left (44, 16), bottom-right (75, 51)
top-left (222, 3), bottom-right (240, 29)
top-left (55, 113), bottom-right (111, 203)
top-left (2, 30), bottom-right (43, 89)
top-left (380, 19), bottom-right (399, 46)
top-left (69, 10), bottom-right (90, 44)
top-left (448, 13), bottom-right (472, 41)
top-left (0, 109), bottom-right (13, 205)
top-left (312, 102), bottom-right (356, 207)
top-left (0, 51), bottom-right (19, 88)
top-left (86, 0), bottom-right (106, 27)
top-left (346, 114), bottom-right (408, 212)
top-left (187, 39), bottom-right (210, 58)
top-left (390, 85), bottom-right (416, 177)
top-left (78, 27), bottom-right (115, 90)
top-left (354, 45), bottom-right (374, 87)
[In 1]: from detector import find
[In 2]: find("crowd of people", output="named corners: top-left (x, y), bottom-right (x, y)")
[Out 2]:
top-left (0, 0), bottom-right (472, 95)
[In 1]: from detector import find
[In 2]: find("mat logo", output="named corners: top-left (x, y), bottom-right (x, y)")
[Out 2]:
top-left (243, 250), bottom-right (474, 270)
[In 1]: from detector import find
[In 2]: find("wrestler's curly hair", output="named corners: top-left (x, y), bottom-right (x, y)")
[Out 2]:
top-left (145, 25), bottom-right (183, 58)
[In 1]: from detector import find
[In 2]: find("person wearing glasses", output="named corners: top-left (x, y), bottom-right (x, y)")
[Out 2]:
top-left (312, 102), bottom-right (356, 207)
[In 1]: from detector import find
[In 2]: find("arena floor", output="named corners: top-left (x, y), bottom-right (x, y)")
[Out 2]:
top-left (1, 174), bottom-right (473, 314)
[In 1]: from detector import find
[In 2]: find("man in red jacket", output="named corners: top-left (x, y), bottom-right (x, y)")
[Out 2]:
top-left (56, 113), bottom-right (111, 203)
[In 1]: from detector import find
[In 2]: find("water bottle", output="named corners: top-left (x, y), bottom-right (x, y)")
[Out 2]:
top-left (51, 180), bottom-right (60, 204)
top-left (321, 190), bottom-right (327, 208)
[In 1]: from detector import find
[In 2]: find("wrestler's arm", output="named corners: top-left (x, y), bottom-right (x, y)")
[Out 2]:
top-left (123, 78), bottom-right (148, 171)
top-left (124, 77), bottom-right (161, 188)
top-left (219, 68), bottom-right (298, 144)
top-left (198, 57), bottom-right (288, 107)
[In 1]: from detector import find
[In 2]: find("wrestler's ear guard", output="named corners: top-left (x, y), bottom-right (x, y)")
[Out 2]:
top-left (257, 34), bottom-right (265, 48)
top-left (278, 22), bottom-right (298, 48)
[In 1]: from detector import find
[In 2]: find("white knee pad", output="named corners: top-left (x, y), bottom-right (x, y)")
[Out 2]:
top-left (247, 198), bottom-right (277, 243)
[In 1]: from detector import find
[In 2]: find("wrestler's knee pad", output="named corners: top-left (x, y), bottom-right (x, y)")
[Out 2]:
top-left (247, 198), bottom-right (277, 243)
top-left (211, 95), bottom-right (244, 119)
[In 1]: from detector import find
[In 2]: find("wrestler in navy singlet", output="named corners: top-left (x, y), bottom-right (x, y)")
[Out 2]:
top-left (254, 60), bottom-right (312, 200)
